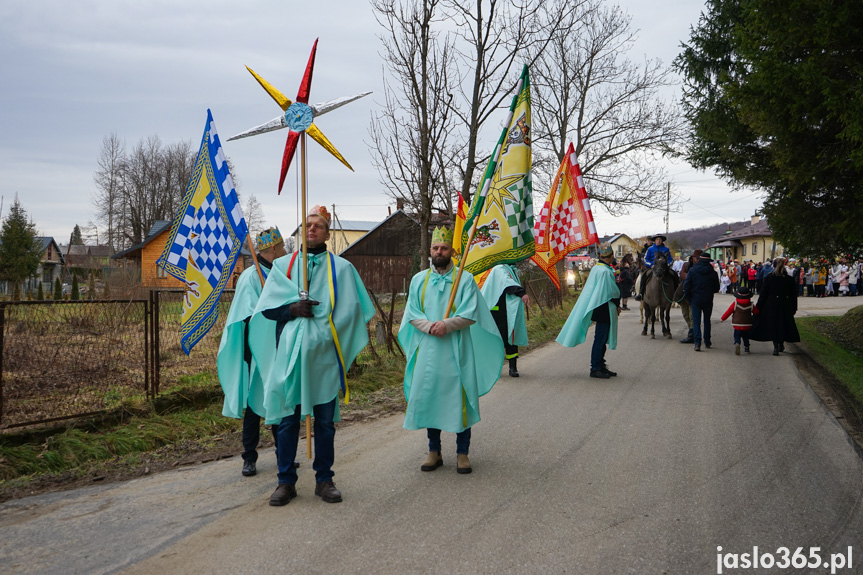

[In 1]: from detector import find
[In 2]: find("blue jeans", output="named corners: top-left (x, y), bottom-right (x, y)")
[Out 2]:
top-left (242, 407), bottom-right (278, 464)
top-left (690, 300), bottom-right (713, 346)
top-left (733, 330), bottom-right (750, 348)
top-left (276, 398), bottom-right (336, 485)
top-left (427, 427), bottom-right (471, 455)
top-left (591, 321), bottom-right (611, 371)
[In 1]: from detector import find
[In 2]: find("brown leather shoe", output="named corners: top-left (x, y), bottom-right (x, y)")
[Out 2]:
top-left (269, 484), bottom-right (297, 506)
top-left (420, 451), bottom-right (443, 471)
top-left (457, 453), bottom-right (472, 474)
top-left (314, 481), bottom-right (343, 503)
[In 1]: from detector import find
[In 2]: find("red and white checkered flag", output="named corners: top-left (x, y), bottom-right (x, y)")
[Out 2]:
top-left (531, 143), bottom-right (599, 288)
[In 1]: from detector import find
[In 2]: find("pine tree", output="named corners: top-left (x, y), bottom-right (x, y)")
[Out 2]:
top-left (71, 224), bottom-right (84, 245)
top-left (53, 277), bottom-right (62, 300)
top-left (103, 277), bottom-right (111, 298)
top-left (71, 272), bottom-right (80, 301)
top-left (0, 197), bottom-right (42, 293)
top-left (37, 282), bottom-right (44, 300)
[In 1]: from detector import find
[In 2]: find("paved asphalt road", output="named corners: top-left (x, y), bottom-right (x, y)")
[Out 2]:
top-left (2, 294), bottom-right (862, 575)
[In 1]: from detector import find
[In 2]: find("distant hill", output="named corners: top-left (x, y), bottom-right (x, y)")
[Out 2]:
top-left (662, 220), bottom-right (750, 254)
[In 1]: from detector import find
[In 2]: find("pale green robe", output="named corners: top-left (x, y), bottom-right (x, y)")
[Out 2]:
top-left (248, 251), bottom-right (375, 421)
top-left (217, 265), bottom-right (267, 419)
top-left (557, 262), bottom-right (620, 348)
top-left (480, 264), bottom-right (528, 346)
top-left (399, 266), bottom-right (504, 433)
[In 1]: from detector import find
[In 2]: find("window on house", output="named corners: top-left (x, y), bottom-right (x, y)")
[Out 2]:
top-left (156, 265), bottom-right (168, 279)
top-left (742, 245), bottom-right (747, 256)
top-left (616, 244), bottom-right (623, 256)
top-left (752, 243), bottom-right (758, 255)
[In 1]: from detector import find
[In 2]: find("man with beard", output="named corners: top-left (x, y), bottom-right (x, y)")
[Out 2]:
top-left (217, 227), bottom-right (286, 477)
top-left (399, 227), bottom-right (503, 475)
top-left (249, 206), bottom-right (375, 506)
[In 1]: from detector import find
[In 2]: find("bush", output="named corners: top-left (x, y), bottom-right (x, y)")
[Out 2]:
top-left (71, 273), bottom-right (80, 301)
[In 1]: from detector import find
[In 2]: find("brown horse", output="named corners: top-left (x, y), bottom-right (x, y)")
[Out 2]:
top-left (640, 257), bottom-right (674, 339)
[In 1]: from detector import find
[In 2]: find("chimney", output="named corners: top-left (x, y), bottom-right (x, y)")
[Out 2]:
top-left (396, 198), bottom-right (404, 211)
top-left (751, 214), bottom-right (760, 225)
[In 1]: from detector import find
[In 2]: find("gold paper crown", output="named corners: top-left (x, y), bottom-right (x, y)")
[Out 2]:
top-left (308, 205), bottom-right (331, 226)
top-left (432, 226), bottom-right (454, 245)
top-left (255, 226), bottom-right (283, 251)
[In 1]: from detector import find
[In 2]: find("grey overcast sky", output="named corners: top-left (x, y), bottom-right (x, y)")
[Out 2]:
top-left (0, 0), bottom-right (763, 244)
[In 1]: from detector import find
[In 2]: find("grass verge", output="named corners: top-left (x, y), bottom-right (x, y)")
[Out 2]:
top-left (0, 292), bottom-right (579, 500)
top-left (796, 315), bottom-right (863, 417)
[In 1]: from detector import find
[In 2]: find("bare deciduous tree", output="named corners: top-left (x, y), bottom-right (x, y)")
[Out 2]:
top-left (92, 133), bottom-right (125, 251)
top-left (92, 134), bottom-right (194, 249)
top-left (446, 0), bottom-right (577, 204)
top-left (530, 0), bottom-right (685, 214)
top-left (369, 0), bottom-right (459, 266)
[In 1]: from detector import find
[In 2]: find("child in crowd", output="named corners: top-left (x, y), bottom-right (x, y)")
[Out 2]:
top-left (720, 286), bottom-right (758, 355)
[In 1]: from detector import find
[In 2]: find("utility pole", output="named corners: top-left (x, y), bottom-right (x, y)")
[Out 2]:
top-left (665, 182), bottom-right (670, 235)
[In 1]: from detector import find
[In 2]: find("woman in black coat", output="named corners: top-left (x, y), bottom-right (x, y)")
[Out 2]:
top-left (750, 258), bottom-right (800, 355)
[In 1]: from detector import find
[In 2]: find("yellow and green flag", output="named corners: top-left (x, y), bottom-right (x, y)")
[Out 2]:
top-left (458, 65), bottom-right (534, 274)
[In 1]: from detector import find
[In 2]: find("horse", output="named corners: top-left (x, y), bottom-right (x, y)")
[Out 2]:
top-left (640, 257), bottom-right (674, 339)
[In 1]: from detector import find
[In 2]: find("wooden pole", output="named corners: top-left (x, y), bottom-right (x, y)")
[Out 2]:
top-left (444, 217), bottom-right (479, 319)
top-left (442, 71), bottom-right (525, 319)
top-left (300, 132), bottom-right (312, 459)
top-left (245, 233), bottom-right (266, 287)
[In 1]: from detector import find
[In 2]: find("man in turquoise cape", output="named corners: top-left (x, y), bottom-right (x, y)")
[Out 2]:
top-left (217, 227), bottom-right (287, 478)
top-left (399, 226), bottom-right (504, 474)
top-left (248, 205), bottom-right (375, 506)
top-left (557, 244), bottom-right (621, 379)
top-left (480, 264), bottom-right (529, 377)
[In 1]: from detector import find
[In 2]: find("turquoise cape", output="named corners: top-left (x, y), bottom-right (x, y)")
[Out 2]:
top-left (248, 251), bottom-right (375, 421)
top-left (556, 262), bottom-right (620, 348)
top-left (217, 265), bottom-right (267, 420)
top-left (480, 264), bottom-right (528, 346)
top-left (399, 266), bottom-right (504, 433)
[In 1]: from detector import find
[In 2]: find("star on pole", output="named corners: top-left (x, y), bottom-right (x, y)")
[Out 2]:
top-left (228, 39), bottom-right (371, 193)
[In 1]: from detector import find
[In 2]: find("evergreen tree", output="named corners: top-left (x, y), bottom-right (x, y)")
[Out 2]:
top-left (37, 282), bottom-right (44, 300)
top-left (676, 0), bottom-right (863, 255)
top-left (0, 197), bottom-right (42, 294)
top-left (103, 277), bottom-right (110, 298)
top-left (53, 277), bottom-right (62, 300)
top-left (71, 224), bottom-right (84, 245)
top-left (71, 272), bottom-right (80, 301)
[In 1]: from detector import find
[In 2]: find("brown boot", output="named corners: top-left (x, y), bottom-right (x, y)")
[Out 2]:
top-left (421, 451), bottom-right (443, 471)
top-left (457, 453), bottom-right (472, 474)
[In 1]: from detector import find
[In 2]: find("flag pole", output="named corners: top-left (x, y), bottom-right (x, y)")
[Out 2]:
top-left (444, 71), bottom-right (527, 319)
top-left (245, 234), bottom-right (266, 287)
top-left (299, 132), bottom-right (313, 459)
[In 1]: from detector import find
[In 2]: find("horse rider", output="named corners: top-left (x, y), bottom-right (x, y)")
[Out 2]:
top-left (635, 233), bottom-right (676, 301)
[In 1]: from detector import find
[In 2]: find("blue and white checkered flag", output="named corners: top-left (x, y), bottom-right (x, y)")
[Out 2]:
top-left (157, 109), bottom-right (249, 354)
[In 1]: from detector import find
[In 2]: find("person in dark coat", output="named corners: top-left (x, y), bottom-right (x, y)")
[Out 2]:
top-left (683, 253), bottom-right (721, 351)
top-left (750, 258), bottom-right (800, 355)
top-left (618, 254), bottom-right (635, 310)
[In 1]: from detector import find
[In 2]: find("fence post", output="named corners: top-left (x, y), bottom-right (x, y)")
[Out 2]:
top-left (0, 304), bottom-right (5, 426)
top-left (154, 290), bottom-right (161, 396)
top-left (145, 292), bottom-right (151, 398)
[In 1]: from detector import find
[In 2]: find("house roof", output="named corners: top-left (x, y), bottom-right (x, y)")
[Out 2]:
top-left (339, 210), bottom-right (420, 256)
top-left (712, 219), bottom-right (772, 244)
top-left (34, 237), bottom-right (65, 264)
top-left (111, 221), bottom-right (171, 259)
